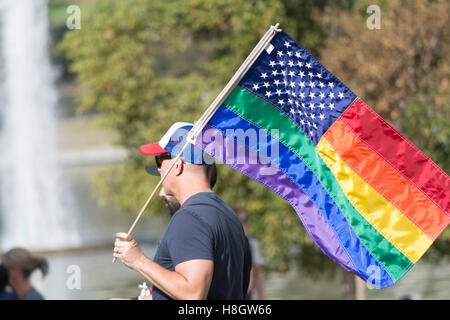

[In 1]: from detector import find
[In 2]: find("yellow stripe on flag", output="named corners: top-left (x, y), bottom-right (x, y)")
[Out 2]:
top-left (316, 137), bottom-right (433, 263)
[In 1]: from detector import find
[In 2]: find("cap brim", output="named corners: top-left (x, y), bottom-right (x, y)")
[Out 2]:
top-left (145, 165), bottom-right (160, 176)
top-left (139, 142), bottom-right (167, 155)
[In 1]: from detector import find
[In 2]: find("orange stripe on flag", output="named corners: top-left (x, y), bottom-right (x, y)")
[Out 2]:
top-left (324, 119), bottom-right (448, 241)
top-left (341, 98), bottom-right (449, 216)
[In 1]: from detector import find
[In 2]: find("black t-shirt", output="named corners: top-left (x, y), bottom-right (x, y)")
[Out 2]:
top-left (152, 192), bottom-right (251, 300)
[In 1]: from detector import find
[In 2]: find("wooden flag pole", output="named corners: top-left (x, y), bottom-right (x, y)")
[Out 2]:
top-left (112, 23), bottom-right (281, 264)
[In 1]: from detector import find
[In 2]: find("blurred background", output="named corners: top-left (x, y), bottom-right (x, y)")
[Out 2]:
top-left (0, 0), bottom-right (448, 299)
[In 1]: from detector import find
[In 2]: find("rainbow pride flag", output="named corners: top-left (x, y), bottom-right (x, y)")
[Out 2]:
top-left (195, 31), bottom-right (449, 288)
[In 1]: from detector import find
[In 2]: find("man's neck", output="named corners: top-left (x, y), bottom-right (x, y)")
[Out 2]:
top-left (177, 182), bottom-right (212, 206)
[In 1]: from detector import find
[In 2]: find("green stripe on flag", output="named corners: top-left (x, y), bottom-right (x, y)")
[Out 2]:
top-left (224, 86), bottom-right (413, 281)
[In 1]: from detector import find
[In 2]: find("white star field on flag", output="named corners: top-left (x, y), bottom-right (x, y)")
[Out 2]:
top-left (240, 35), bottom-right (356, 145)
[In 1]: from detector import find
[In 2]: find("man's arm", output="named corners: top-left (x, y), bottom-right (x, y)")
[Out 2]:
top-left (114, 232), bottom-right (213, 300)
top-left (134, 255), bottom-right (213, 300)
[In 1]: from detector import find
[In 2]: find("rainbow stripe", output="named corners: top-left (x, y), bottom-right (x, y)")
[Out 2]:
top-left (196, 32), bottom-right (449, 288)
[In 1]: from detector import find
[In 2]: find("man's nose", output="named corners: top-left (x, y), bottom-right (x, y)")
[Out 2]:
top-left (159, 186), bottom-right (167, 198)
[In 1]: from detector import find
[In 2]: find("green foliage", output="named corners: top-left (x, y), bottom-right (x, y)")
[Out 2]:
top-left (60, 0), bottom-right (449, 275)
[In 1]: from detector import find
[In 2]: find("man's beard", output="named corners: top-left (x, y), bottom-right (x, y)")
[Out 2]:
top-left (162, 195), bottom-right (181, 216)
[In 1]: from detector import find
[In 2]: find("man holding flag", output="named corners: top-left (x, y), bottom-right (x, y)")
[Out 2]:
top-left (114, 122), bottom-right (252, 300)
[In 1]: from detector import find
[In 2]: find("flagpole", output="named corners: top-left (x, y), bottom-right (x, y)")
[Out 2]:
top-left (112, 23), bottom-right (281, 264)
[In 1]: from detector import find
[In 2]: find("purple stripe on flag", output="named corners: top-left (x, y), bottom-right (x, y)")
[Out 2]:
top-left (197, 124), bottom-right (354, 272)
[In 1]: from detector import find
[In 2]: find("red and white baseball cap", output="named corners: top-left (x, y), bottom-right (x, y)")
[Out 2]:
top-left (139, 122), bottom-right (214, 165)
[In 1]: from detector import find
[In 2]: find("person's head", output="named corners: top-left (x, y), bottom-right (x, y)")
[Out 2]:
top-left (1, 248), bottom-right (48, 279)
top-left (140, 122), bottom-right (216, 202)
top-left (156, 164), bottom-right (217, 216)
top-left (157, 158), bottom-right (212, 198)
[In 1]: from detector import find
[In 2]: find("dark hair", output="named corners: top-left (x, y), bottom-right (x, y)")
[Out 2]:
top-left (208, 163), bottom-right (217, 189)
top-left (1, 248), bottom-right (48, 279)
top-left (0, 265), bottom-right (9, 291)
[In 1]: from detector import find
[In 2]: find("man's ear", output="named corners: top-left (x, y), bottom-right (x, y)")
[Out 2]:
top-left (174, 159), bottom-right (184, 176)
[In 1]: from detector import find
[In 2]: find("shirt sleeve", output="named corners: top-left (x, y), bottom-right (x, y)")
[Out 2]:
top-left (165, 209), bottom-right (214, 267)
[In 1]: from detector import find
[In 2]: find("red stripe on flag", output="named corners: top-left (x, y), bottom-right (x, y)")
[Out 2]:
top-left (324, 119), bottom-right (448, 240)
top-left (341, 98), bottom-right (450, 218)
